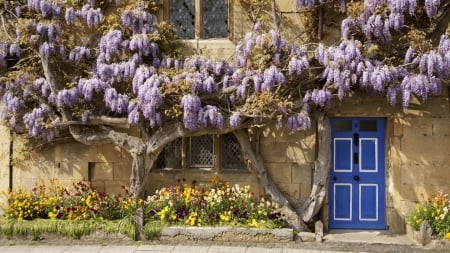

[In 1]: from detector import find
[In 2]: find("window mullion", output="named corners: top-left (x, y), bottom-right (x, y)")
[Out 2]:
top-left (195, 0), bottom-right (203, 39)
top-left (182, 137), bottom-right (188, 170)
top-left (162, 0), bottom-right (169, 22)
top-left (214, 134), bottom-right (220, 170)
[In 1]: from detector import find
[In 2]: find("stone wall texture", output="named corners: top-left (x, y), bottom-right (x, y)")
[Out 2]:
top-left (1, 1), bottom-right (449, 234)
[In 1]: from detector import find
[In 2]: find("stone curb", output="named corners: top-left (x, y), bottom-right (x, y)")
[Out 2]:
top-left (161, 226), bottom-right (294, 241)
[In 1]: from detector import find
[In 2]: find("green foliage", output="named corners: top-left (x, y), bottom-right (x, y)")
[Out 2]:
top-left (406, 192), bottom-right (450, 239)
top-left (0, 180), bottom-right (136, 221)
top-left (145, 176), bottom-right (287, 228)
top-left (0, 177), bottom-right (285, 240)
top-left (143, 220), bottom-right (163, 240)
top-left (0, 217), bottom-right (97, 239)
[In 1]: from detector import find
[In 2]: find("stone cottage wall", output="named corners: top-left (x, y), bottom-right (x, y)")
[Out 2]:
top-left (1, 1), bottom-right (449, 235)
top-left (9, 140), bottom-right (132, 195)
top-left (0, 125), bottom-right (11, 192)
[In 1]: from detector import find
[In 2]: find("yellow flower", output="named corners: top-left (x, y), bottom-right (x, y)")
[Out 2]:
top-left (48, 211), bottom-right (56, 219)
top-left (248, 219), bottom-right (260, 228)
top-left (445, 232), bottom-right (450, 240)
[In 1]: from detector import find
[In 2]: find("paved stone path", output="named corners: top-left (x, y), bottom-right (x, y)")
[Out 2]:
top-left (1, 230), bottom-right (448, 253)
top-left (0, 244), bottom-right (430, 253)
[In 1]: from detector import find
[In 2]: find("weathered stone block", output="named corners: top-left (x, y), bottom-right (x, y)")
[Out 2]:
top-left (260, 143), bottom-right (287, 163)
top-left (424, 165), bottom-right (450, 186)
top-left (386, 206), bottom-right (406, 234)
top-left (286, 143), bottom-right (315, 164)
top-left (418, 221), bottom-right (432, 246)
top-left (400, 164), bottom-right (425, 185)
top-left (298, 232), bottom-right (315, 242)
top-left (113, 163), bottom-right (131, 181)
top-left (90, 162), bottom-right (114, 181)
top-left (14, 166), bottom-right (39, 180)
top-left (96, 144), bottom-right (123, 163)
top-left (266, 163), bottom-right (292, 184)
top-left (401, 135), bottom-right (447, 164)
top-left (291, 163), bottom-right (312, 184)
top-left (429, 118), bottom-right (450, 136)
top-left (54, 160), bottom-right (88, 180)
top-left (399, 183), bottom-right (424, 202)
top-left (53, 142), bottom-right (97, 163)
top-left (300, 183), bottom-right (312, 201)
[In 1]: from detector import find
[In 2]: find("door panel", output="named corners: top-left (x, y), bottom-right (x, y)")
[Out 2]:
top-left (334, 184), bottom-right (352, 220)
top-left (334, 139), bottom-right (352, 172)
top-left (329, 118), bottom-right (385, 229)
top-left (359, 184), bottom-right (378, 221)
top-left (360, 138), bottom-right (377, 172)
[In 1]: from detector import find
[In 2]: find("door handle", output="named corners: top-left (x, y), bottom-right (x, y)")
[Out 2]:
top-left (354, 175), bottom-right (359, 181)
top-left (354, 133), bottom-right (359, 146)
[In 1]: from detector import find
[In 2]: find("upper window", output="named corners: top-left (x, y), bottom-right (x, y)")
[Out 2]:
top-left (155, 133), bottom-right (246, 171)
top-left (168, 0), bottom-right (229, 39)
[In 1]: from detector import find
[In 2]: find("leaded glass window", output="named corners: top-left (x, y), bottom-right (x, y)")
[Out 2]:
top-left (202, 0), bottom-right (228, 39)
top-left (221, 133), bottom-right (246, 170)
top-left (169, 0), bottom-right (195, 39)
top-left (155, 138), bottom-right (182, 169)
top-left (169, 0), bottom-right (228, 39)
top-left (189, 135), bottom-right (214, 167)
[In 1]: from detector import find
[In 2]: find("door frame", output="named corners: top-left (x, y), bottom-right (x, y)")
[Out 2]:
top-left (328, 117), bottom-right (387, 230)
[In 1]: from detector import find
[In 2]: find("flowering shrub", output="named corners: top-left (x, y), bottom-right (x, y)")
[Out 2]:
top-left (406, 192), bottom-right (450, 239)
top-left (145, 176), bottom-right (286, 228)
top-left (1, 177), bottom-right (286, 229)
top-left (0, 180), bottom-right (133, 221)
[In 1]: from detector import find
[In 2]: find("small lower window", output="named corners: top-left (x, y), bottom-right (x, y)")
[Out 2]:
top-left (221, 133), bottom-right (246, 170)
top-left (189, 135), bottom-right (214, 167)
top-left (154, 133), bottom-right (246, 171)
top-left (155, 138), bottom-right (182, 170)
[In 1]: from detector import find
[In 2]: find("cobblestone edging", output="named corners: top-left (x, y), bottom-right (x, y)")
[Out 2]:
top-left (160, 226), bottom-right (294, 242)
top-left (0, 226), bottom-right (293, 243)
top-left (406, 224), bottom-right (450, 251)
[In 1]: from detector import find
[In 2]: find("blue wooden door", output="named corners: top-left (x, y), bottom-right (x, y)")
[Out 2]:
top-left (329, 118), bottom-right (386, 229)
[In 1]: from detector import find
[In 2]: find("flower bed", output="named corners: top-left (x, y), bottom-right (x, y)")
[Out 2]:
top-left (0, 177), bottom-right (288, 241)
top-left (406, 192), bottom-right (450, 240)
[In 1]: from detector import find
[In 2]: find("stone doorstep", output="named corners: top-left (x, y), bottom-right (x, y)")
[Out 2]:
top-left (160, 226), bottom-right (294, 242)
top-left (406, 224), bottom-right (450, 251)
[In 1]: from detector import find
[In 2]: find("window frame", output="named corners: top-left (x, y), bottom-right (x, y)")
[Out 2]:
top-left (154, 133), bottom-right (247, 172)
top-left (162, 0), bottom-right (231, 40)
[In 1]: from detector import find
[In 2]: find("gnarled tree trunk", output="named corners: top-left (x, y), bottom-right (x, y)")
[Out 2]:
top-left (234, 113), bottom-right (331, 231)
top-left (299, 113), bottom-right (331, 223)
top-left (234, 129), bottom-right (310, 231)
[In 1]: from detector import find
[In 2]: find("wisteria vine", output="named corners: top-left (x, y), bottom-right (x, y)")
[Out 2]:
top-left (0, 0), bottom-right (447, 142)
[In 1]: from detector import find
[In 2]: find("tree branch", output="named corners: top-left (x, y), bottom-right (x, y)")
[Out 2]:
top-left (69, 125), bottom-right (144, 155)
top-left (0, 12), bottom-right (14, 41)
top-left (61, 116), bottom-right (130, 128)
top-left (234, 128), bottom-right (309, 231)
top-left (299, 112), bottom-right (331, 222)
top-left (40, 55), bottom-right (72, 121)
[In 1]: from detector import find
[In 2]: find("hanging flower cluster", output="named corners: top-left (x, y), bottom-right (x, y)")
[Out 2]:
top-left (0, 0), bottom-right (448, 142)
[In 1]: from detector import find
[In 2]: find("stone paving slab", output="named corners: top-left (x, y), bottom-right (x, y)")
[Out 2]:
top-left (207, 245), bottom-right (247, 253)
top-left (171, 245), bottom-right (211, 253)
top-left (136, 244), bottom-right (175, 252)
top-left (97, 245), bottom-right (139, 253)
top-left (244, 246), bottom-right (283, 253)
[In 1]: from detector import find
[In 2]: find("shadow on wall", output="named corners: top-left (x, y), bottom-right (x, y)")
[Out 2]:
top-left (11, 139), bottom-right (132, 195)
